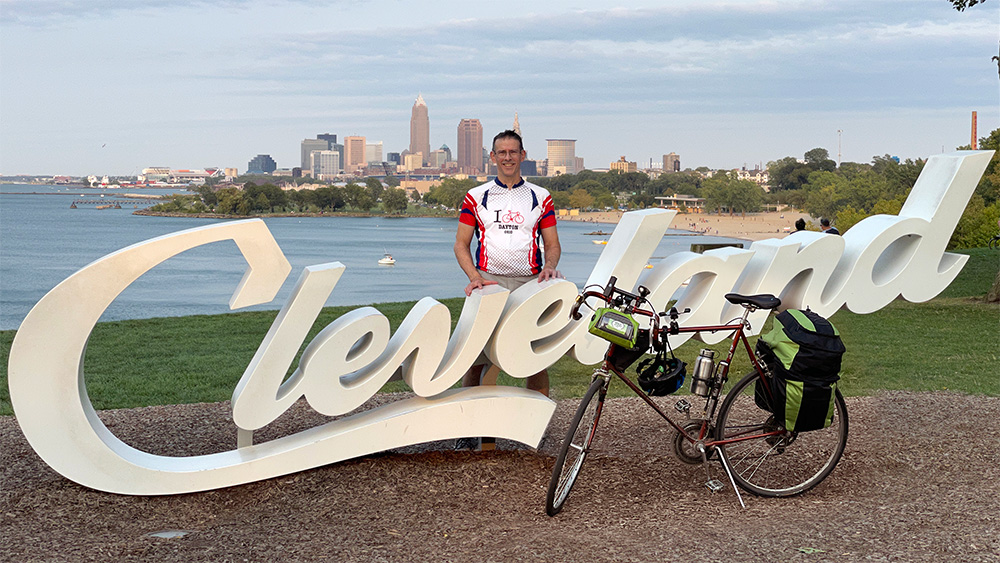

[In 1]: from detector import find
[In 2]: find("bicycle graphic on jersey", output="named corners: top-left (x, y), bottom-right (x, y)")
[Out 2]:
top-left (495, 210), bottom-right (524, 224)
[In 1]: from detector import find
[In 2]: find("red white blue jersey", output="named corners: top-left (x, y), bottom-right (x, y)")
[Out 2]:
top-left (459, 178), bottom-right (557, 276)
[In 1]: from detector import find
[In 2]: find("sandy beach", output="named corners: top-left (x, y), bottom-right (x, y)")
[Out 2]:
top-left (560, 210), bottom-right (813, 241)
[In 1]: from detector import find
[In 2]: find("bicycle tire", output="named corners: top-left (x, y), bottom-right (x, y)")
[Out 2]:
top-left (545, 376), bottom-right (607, 516)
top-left (715, 371), bottom-right (848, 497)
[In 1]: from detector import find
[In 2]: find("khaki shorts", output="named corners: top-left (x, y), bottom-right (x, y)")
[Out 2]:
top-left (480, 271), bottom-right (537, 291)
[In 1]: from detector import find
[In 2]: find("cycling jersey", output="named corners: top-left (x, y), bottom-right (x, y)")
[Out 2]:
top-left (459, 178), bottom-right (557, 276)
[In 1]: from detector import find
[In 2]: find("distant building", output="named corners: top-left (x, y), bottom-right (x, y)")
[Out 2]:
top-left (439, 144), bottom-right (453, 162)
top-left (512, 111), bottom-right (521, 136)
top-left (610, 156), bottom-right (637, 173)
top-left (736, 166), bottom-right (770, 191)
top-left (247, 155), bottom-right (277, 174)
top-left (365, 141), bottom-right (383, 164)
top-left (317, 133), bottom-right (337, 145)
top-left (546, 139), bottom-right (577, 175)
top-left (663, 152), bottom-right (681, 173)
top-left (344, 136), bottom-right (366, 175)
top-left (428, 149), bottom-right (449, 168)
top-left (312, 150), bottom-right (341, 178)
top-left (410, 94), bottom-right (430, 166)
top-left (520, 160), bottom-right (538, 177)
top-left (457, 119), bottom-right (483, 175)
top-left (387, 152), bottom-right (401, 165)
top-left (655, 193), bottom-right (705, 213)
top-left (301, 139), bottom-right (329, 170)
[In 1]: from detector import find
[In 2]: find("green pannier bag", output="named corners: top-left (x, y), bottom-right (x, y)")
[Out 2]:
top-left (754, 309), bottom-right (845, 432)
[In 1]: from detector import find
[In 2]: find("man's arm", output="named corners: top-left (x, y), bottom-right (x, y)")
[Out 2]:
top-left (538, 225), bottom-right (562, 281)
top-left (455, 222), bottom-right (496, 295)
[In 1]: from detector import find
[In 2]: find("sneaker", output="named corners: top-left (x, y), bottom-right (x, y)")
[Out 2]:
top-left (454, 437), bottom-right (480, 451)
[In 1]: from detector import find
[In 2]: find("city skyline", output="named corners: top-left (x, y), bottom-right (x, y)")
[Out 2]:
top-left (1, 1), bottom-right (998, 176)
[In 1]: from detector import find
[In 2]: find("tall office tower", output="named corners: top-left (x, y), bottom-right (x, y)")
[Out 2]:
top-left (312, 150), bottom-right (341, 177)
top-left (546, 139), bottom-right (577, 176)
top-left (365, 141), bottom-right (383, 164)
top-left (439, 144), bottom-right (452, 162)
top-left (409, 94), bottom-right (430, 166)
top-left (512, 112), bottom-right (521, 136)
top-left (344, 136), bottom-right (366, 174)
top-left (301, 138), bottom-right (329, 170)
top-left (317, 133), bottom-right (337, 145)
top-left (247, 154), bottom-right (277, 174)
top-left (663, 152), bottom-right (681, 173)
top-left (457, 119), bottom-right (483, 175)
top-left (387, 152), bottom-right (401, 165)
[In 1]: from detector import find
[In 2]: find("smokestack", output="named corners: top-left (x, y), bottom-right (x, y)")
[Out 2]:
top-left (972, 111), bottom-right (978, 150)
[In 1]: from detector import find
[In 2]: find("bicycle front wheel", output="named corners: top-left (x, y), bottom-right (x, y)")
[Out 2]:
top-left (715, 371), bottom-right (848, 497)
top-left (545, 376), bottom-right (607, 516)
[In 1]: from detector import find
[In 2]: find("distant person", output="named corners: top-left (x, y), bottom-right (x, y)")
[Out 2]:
top-left (454, 129), bottom-right (561, 394)
top-left (820, 217), bottom-right (840, 235)
top-left (794, 218), bottom-right (806, 232)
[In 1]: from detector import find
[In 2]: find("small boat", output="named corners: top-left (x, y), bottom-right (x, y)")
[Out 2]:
top-left (378, 253), bottom-right (396, 265)
top-left (592, 240), bottom-right (608, 245)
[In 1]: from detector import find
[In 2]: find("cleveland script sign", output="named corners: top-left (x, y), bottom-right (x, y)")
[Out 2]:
top-left (7, 151), bottom-right (993, 495)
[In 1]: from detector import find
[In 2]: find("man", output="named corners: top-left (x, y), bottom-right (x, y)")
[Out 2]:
top-left (454, 129), bottom-right (562, 398)
top-left (820, 217), bottom-right (841, 235)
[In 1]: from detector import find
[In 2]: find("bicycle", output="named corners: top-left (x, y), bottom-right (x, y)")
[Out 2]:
top-left (545, 276), bottom-right (849, 516)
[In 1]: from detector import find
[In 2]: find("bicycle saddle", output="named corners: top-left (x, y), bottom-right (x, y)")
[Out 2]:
top-left (724, 293), bottom-right (781, 310)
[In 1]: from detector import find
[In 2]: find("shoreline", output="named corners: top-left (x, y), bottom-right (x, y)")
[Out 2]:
top-left (134, 208), bottom-right (814, 242)
top-left (558, 209), bottom-right (813, 241)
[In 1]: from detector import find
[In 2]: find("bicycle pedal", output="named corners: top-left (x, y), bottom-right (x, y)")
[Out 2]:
top-left (706, 479), bottom-right (725, 493)
top-left (674, 399), bottom-right (691, 413)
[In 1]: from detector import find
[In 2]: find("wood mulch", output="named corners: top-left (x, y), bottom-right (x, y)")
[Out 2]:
top-left (2, 391), bottom-right (998, 562)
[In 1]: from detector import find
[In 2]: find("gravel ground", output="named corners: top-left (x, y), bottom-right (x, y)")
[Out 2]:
top-left (2, 391), bottom-right (998, 562)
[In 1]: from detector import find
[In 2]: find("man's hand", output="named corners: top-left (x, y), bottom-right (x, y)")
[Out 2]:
top-left (464, 277), bottom-right (498, 296)
top-left (538, 267), bottom-right (563, 282)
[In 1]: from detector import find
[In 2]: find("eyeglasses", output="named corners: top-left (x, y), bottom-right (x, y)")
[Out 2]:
top-left (493, 150), bottom-right (523, 158)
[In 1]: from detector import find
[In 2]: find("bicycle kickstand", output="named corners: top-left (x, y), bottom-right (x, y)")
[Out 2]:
top-left (698, 444), bottom-right (746, 509)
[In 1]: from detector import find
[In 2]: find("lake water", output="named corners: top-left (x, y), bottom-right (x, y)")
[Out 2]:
top-left (0, 184), bottom-right (744, 330)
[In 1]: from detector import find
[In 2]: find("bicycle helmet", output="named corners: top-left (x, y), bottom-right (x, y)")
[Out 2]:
top-left (637, 353), bottom-right (686, 396)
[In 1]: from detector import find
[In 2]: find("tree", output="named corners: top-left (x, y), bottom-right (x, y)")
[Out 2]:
top-left (409, 189), bottom-right (422, 203)
top-left (424, 178), bottom-right (476, 210)
top-left (355, 192), bottom-right (375, 212)
top-left (568, 188), bottom-right (594, 209)
top-left (702, 172), bottom-right (763, 215)
top-left (550, 190), bottom-right (571, 210)
top-left (381, 187), bottom-right (409, 214)
top-left (366, 178), bottom-right (385, 201)
top-left (949, 0), bottom-right (988, 10)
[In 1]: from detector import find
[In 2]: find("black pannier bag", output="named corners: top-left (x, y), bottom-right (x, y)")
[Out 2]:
top-left (754, 309), bottom-right (846, 432)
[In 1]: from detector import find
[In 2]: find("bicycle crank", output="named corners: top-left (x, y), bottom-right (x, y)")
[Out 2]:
top-left (672, 419), bottom-right (714, 465)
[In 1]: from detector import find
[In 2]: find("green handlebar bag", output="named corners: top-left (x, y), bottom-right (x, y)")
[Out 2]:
top-left (588, 308), bottom-right (639, 349)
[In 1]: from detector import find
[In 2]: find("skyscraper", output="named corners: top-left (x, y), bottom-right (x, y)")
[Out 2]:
top-left (512, 112), bottom-right (521, 136)
top-left (301, 138), bottom-right (329, 170)
top-left (409, 94), bottom-right (430, 166)
top-left (344, 136), bottom-right (366, 174)
top-left (457, 119), bottom-right (483, 175)
top-left (546, 139), bottom-right (577, 176)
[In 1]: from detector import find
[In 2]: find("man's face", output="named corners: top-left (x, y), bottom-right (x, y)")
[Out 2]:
top-left (491, 138), bottom-right (526, 178)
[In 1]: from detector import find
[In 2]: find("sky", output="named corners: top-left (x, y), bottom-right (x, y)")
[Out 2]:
top-left (1, 0), bottom-right (998, 176)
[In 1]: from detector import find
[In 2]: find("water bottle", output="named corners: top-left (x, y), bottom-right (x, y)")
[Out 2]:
top-left (690, 349), bottom-right (715, 396)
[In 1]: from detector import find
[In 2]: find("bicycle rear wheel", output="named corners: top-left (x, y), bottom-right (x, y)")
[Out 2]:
top-left (715, 371), bottom-right (848, 497)
top-left (545, 376), bottom-right (607, 516)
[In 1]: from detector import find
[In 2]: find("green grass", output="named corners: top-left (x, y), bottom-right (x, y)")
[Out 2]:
top-left (1, 249), bottom-right (997, 415)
